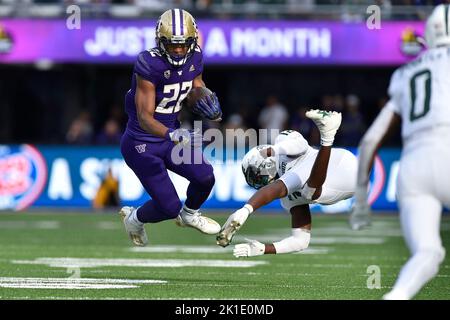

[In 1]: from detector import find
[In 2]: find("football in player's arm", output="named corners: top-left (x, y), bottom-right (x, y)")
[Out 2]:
top-left (217, 109), bottom-right (358, 258)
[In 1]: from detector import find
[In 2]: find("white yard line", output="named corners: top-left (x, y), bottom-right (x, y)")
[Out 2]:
top-left (128, 245), bottom-right (332, 255)
top-left (11, 258), bottom-right (268, 268)
top-left (0, 221), bottom-right (60, 230)
top-left (96, 222), bottom-right (120, 230)
top-left (0, 277), bottom-right (166, 290)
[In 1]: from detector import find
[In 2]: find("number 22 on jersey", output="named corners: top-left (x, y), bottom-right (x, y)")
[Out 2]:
top-left (156, 81), bottom-right (192, 114)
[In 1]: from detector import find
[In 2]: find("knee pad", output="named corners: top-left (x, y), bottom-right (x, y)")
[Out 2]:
top-left (414, 247), bottom-right (446, 272)
top-left (428, 246), bottom-right (446, 264)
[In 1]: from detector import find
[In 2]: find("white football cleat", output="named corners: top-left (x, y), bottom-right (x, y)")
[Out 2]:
top-left (349, 213), bottom-right (372, 231)
top-left (382, 289), bottom-right (409, 300)
top-left (119, 206), bottom-right (148, 247)
top-left (175, 210), bottom-right (221, 235)
top-left (216, 208), bottom-right (250, 247)
top-left (305, 109), bottom-right (342, 146)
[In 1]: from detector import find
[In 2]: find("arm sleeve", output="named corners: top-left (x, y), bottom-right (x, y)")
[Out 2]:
top-left (272, 130), bottom-right (309, 156)
top-left (133, 51), bottom-right (159, 84)
top-left (273, 228), bottom-right (311, 254)
top-left (279, 169), bottom-right (304, 196)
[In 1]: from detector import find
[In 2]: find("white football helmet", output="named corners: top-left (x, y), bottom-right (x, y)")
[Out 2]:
top-left (241, 145), bottom-right (278, 189)
top-left (425, 4), bottom-right (450, 48)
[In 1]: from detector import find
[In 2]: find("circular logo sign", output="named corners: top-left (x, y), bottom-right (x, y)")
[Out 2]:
top-left (0, 145), bottom-right (47, 211)
top-left (368, 155), bottom-right (386, 205)
top-left (0, 25), bottom-right (13, 54)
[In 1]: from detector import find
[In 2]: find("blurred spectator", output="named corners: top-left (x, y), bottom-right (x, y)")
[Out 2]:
top-left (95, 118), bottom-right (122, 144)
top-left (290, 106), bottom-right (315, 141)
top-left (235, 103), bottom-right (256, 130)
top-left (92, 167), bottom-right (120, 209)
top-left (193, 0), bottom-right (212, 10)
top-left (332, 94), bottom-right (345, 113)
top-left (337, 94), bottom-right (366, 146)
top-left (33, 0), bottom-right (62, 3)
top-left (108, 104), bottom-right (126, 128)
top-left (258, 95), bottom-right (288, 143)
top-left (320, 94), bottom-right (335, 111)
top-left (224, 113), bottom-right (246, 130)
top-left (66, 111), bottom-right (94, 145)
top-left (192, 0), bottom-right (212, 14)
top-left (223, 113), bottom-right (247, 148)
top-left (134, 0), bottom-right (170, 10)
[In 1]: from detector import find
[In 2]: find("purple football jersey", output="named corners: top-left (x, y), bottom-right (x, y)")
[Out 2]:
top-left (124, 47), bottom-right (203, 142)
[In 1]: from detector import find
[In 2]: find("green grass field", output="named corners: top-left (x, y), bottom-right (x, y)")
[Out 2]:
top-left (0, 211), bottom-right (449, 300)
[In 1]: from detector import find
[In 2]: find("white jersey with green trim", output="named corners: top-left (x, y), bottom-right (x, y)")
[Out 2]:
top-left (386, 46), bottom-right (450, 143)
top-left (271, 130), bottom-right (357, 208)
top-left (272, 130), bottom-right (316, 178)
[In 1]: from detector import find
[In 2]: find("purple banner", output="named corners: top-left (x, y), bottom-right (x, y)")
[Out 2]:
top-left (0, 19), bottom-right (424, 65)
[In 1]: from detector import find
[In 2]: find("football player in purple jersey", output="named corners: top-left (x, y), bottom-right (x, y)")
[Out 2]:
top-left (119, 9), bottom-right (223, 246)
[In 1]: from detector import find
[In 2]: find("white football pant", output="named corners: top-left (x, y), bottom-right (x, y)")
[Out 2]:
top-left (387, 130), bottom-right (450, 299)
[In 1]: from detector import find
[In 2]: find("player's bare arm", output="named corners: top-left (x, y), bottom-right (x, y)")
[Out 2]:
top-left (262, 204), bottom-right (311, 255)
top-left (350, 107), bottom-right (401, 230)
top-left (247, 180), bottom-right (287, 211)
top-left (305, 145), bottom-right (331, 200)
top-left (216, 176), bottom-right (289, 248)
top-left (193, 73), bottom-right (205, 88)
top-left (232, 110), bottom-right (341, 256)
top-left (359, 110), bottom-right (401, 178)
top-left (217, 109), bottom-right (342, 248)
top-left (135, 75), bottom-right (170, 138)
top-left (119, 9), bottom-right (221, 246)
top-left (217, 166), bottom-right (308, 249)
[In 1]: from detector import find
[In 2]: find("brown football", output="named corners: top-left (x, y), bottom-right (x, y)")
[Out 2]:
top-left (184, 87), bottom-right (213, 108)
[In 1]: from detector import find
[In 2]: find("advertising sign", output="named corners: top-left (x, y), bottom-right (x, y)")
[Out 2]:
top-left (0, 145), bottom-right (401, 212)
top-left (0, 20), bottom-right (423, 65)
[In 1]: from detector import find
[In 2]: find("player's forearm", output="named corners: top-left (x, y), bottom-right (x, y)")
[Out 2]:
top-left (264, 244), bottom-right (276, 254)
top-left (247, 181), bottom-right (287, 211)
top-left (306, 146), bottom-right (331, 188)
top-left (265, 228), bottom-right (311, 254)
top-left (138, 113), bottom-right (169, 138)
top-left (355, 143), bottom-right (377, 203)
top-left (356, 107), bottom-right (396, 202)
top-left (193, 78), bottom-right (205, 88)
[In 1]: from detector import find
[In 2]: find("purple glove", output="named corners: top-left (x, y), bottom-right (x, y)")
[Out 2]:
top-left (192, 92), bottom-right (222, 121)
